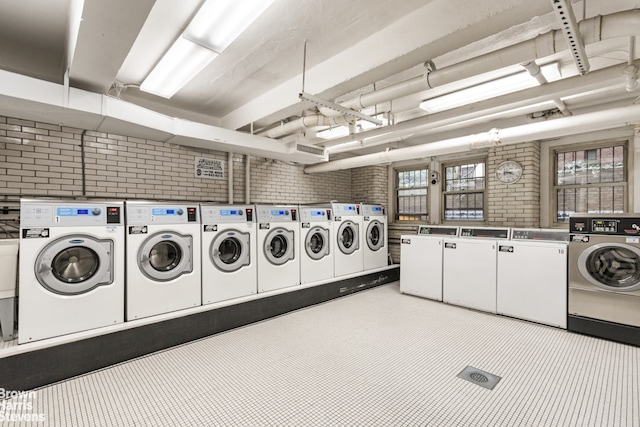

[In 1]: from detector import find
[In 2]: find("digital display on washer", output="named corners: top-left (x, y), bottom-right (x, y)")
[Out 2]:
top-left (311, 210), bottom-right (324, 216)
top-left (591, 219), bottom-right (617, 233)
top-left (152, 208), bottom-right (181, 216)
top-left (221, 209), bottom-right (242, 216)
top-left (271, 210), bottom-right (288, 216)
top-left (57, 207), bottom-right (91, 216)
top-left (371, 206), bottom-right (382, 212)
top-left (344, 205), bottom-right (355, 211)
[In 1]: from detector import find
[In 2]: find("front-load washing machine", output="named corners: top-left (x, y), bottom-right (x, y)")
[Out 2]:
top-left (299, 206), bottom-right (333, 285)
top-left (443, 226), bottom-right (509, 314)
top-left (18, 199), bottom-right (125, 343)
top-left (400, 225), bottom-right (459, 301)
top-left (361, 204), bottom-right (388, 271)
top-left (125, 201), bottom-right (201, 320)
top-left (256, 205), bottom-right (300, 293)
top-left (568, 214), bottom-right (640, 346)
top-left (201, 204), bottom-right (257, 304)
top-left (497, 228), bottom-right (568, 328)
top-left (331, 203), bottom-right (363, 277)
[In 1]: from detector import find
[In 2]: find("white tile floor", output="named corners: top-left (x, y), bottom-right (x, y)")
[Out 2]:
top-left (2, 282), bottom-right (639, 426)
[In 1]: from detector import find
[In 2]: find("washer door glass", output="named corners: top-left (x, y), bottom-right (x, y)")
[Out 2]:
top-left (337, 221), bottom-right (359, 255)
top-left (35, 235), bottom-right (113, 295)
top-left (366, 220), bottom-right (384, 251)
top-left (264, 228), bottom-right (295, 265)
top-left (305, 227), bottom-right (330, 260)
top-left (577, 242), bottom-right (640, 291)
top-left (139, 232), bottom-right (192, 281)
top-left (211, 230), bottom-right (250, 272)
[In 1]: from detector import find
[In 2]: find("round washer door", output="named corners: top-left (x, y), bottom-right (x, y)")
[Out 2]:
top-left (577, 242), bottom-right (640, 292)
top-left (138, 232), bottom-right (192, 281)
top-left (35, 235), bottom-right (113, 295)
top-left (366, 220), bottom-right (384, 251)
top-left (210, 230), bottom-right (250, 272)
top-left (305, 226), bottom-right (330, 260)
top-left (264, 227), bottom-right (295, 265)
top-left (337, 220), bottom-right (359, 255)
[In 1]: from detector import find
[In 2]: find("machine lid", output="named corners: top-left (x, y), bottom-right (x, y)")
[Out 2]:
top-left (305, 226), bottom-right (330, 260)
top-left (417, 225), bottom-right (459, 236)
top-left (337, 220), bottom-right (359, 255)
top-left (138, 232), bottom-right (193, 281)
top-left (210, 230), bottom-right (250, 272)
top-left (35, 235), bottom-right (113, 295)
top-left (264, 227), bottom-right (295, 265)
top-left (510, 228), bottom-right (569, 242)
top-left (366, 220), bottom-right (384, 251)
top-left (577, 242), bottom-right (640, 292)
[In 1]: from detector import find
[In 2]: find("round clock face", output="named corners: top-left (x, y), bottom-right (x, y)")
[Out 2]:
top-left (495, 160), bottom-right (523, 184)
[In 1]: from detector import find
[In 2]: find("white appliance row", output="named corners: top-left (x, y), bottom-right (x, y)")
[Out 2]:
top-left (18, 199), bottom-right (388, 344)
top-left (400, 226), bottom-right (568, 328)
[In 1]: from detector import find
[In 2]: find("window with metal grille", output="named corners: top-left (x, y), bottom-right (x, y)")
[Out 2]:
top-left (443, 161), bottom-right (485, 220)
top-left (396, 167), bottom-right (428, 221)
top-left (555, 143), bottom-right (626, 223)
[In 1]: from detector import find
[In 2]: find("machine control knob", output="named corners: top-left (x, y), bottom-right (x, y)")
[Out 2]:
top-left (238, 210), bottom-right (244, 216)
top-left (92, 208), bottom-right (101, 215)
top-left (177, 208), bottom-right (184, 215)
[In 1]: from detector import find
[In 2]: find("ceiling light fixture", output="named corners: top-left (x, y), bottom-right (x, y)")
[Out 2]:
top-left (316, 116), bottom-right (388, 140)
top-left (419, 63), bottom-right (561, 114)
top-left (140, 0), bottom-right (274, 99)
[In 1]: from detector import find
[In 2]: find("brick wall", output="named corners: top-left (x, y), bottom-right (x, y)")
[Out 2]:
top-left (487, 141), bottom-right (541, 227)
top-left (351, 166), bottom-right (388, 205)
top-left (0, 115), bottom-right (351, 204)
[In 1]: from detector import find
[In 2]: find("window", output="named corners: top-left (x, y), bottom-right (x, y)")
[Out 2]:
top-left (396, 167), bottom-right (428, 221)
top-left (443, 161), bottom-right (485, 220)
top-left (555, 143), bottom-right (626, 222)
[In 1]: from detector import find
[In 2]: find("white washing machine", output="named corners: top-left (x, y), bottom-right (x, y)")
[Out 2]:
top-left (125, 201), bottom-right (201, 320)
top-left (18, 199), bottom-right (125, 343)
top-left (299, 206), bottom-right (333, 285)
top-left (361, 204), bottom-right (388, 271)
top-left (331, 203), bottom-right (363, 277)
top-left (497, 228), bottom-right (568, 328)
top-left (201, 204), bottom-right (257, 304)
top-left (256, 205), bottom-right (300, 293)
top-left (442, 226), bottom-right (509, 314)
top-left (400, 225), bottom-right (459, 301)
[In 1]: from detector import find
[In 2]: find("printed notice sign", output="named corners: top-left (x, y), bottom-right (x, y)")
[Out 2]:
top-left (195, 157), bottom-right (225, 180)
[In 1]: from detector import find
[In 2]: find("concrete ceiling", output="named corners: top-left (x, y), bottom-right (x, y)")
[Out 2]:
top-left (0, 0), bottom-right (639, 166)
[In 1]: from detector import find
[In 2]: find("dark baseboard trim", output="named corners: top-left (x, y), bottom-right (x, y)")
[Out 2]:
top-left (0, 267), bottom-right (399, 392)
top-left (568, 315), bottom-right (640, 347)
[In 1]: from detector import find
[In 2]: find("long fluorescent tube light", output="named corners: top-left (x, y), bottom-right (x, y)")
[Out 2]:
top-left (419, 63), bottom-right (560, 114)
top-left (140, 0), bottom-right (274, 99)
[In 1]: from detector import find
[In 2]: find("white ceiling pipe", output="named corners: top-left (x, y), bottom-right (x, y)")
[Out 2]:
top-left (335, 10), bottom-right (639, 114)
top-left (304, 103), bottom-right (640, 173)
top-left (521, 61), bottom-right (571, 116)
top-left (258, 114), bottom-right (349, 138)
top-left (323, 61), bottom-right (634, 152)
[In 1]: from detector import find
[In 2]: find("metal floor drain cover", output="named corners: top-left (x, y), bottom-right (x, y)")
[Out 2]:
top-left (457, 366), bottom-right (501, 390)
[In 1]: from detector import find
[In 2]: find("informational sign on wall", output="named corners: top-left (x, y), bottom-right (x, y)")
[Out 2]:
top-left (195, 157), bottom-right (225, 180)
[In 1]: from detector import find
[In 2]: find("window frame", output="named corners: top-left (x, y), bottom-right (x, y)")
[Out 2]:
top-left (441, 158), bottom-right (487, 222)
top-left (394, 165), bottom-right (429, 222)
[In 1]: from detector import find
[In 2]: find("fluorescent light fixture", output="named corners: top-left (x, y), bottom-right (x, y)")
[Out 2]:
top-left (140, 0), bottom-right (274, 99)
top-left (419, 63), bottom-right (560, 114)
top-left (316, 116), bottom-right (388, 140)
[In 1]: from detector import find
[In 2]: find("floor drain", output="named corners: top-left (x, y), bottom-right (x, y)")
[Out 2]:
top-left (457, 366), bottom-right (501, 390)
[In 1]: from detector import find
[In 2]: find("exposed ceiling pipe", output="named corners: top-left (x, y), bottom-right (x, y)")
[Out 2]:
top-left (323, 61), bottom-right (635, 153)
top-left (520, 61), bottom-right (571, 116)
top-left (258, 114), bottom-right (350, 138)
top-left (304, 103), bottom-right (640, 174)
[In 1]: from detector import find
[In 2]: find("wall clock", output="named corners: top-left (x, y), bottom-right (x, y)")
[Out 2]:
top-left (495, 160), bottom-right (523, 184)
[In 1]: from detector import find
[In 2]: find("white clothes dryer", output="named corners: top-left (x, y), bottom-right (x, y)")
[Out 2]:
top-left (18, 199), bottom-right (125, 344)
top-left (299, 206), bottom-right (333, 285)
top-left (201, 204), bottom-right (257, 304)
top-left (361, 204), bottom-right (388, 271)
top-left (400, 225), bottom-right (459, 301)
top-left (331, 203), bottom-right (363, 277)
top-left (443, 226), bottom-right (509, 314)
top-left (125, 201), bottom-right (201, 320)
top-left (256, 205), bottom-right (300, 293)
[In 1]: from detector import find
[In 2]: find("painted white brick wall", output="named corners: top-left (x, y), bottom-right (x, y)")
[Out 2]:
top-left (352, 166), bottom-right (389, 205)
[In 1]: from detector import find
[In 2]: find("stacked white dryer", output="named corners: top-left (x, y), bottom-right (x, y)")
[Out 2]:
top-left (125, 201), bottom-right (201, 320)
top-left (299, 206), bottom-right (334, 285)
top-left (201, 204), bottom-right (257, 304)
top-left (361, 204), bottom-right (388, 270)
top-left (256, 205), bottom-right (300, 292)
top-left (18, 199), bottom-right (125, 343)
top-left (400, 225), bottom-right (459, 301)
top-left (442, 226), bottom-right (509, 314)
top-left (331, 203), bottom-right (363, 277)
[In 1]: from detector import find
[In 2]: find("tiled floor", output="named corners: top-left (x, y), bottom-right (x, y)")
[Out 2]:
top-left (2, 282), bottom-right (639, 426)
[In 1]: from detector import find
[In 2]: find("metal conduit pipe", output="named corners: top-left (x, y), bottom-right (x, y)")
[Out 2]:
top-left (257, 115), bottom-right (350, 139)
top-left (304, 103), bottom-right (640, 174)
top-left (335, 10), bottom-right (640, 113)
top-left (520, 61), bottom-right (571, 116)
